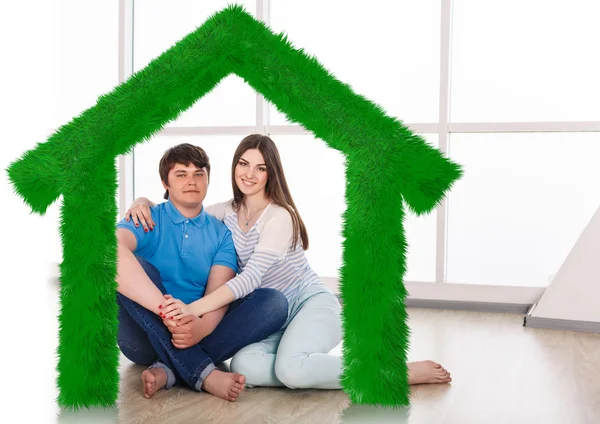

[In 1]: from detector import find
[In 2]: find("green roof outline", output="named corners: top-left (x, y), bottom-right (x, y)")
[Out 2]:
top-left (6, 4), bottom-right (462, 409)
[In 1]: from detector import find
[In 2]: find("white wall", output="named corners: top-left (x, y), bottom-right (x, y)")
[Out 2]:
top-left (1, 1), bottom-right (118, 422)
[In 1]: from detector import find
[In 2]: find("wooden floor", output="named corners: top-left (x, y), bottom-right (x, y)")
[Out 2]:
top-left (115, 308), bottom-right (600, 424)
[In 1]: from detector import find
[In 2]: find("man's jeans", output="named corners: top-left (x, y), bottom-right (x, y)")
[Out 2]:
top-left (117, 256), bottom-right (289, 391)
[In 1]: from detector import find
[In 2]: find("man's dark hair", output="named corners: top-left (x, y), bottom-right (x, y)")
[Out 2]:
top-left (159, 143), bottom-right (210, 199)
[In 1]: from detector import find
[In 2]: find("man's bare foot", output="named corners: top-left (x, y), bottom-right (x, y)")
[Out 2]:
top-left (141, 367), bottom-right (168, 399)
top-left (201, 370), bottom-right (246, 401)
top-left (408, 360), bottom-right (452, 385)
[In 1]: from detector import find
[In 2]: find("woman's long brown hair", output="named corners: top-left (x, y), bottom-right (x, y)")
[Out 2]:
top-left (231, 134), bottom-right (309, 250)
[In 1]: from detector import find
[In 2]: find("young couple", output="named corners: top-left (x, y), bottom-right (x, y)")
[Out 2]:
top-left (116, 134), bottom-right (452, 402)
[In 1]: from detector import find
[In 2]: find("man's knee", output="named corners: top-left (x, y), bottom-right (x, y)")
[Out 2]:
top-left (253, 289), bottom-right (288, 323)
top-left (117, 338), bottom-right (155, 366)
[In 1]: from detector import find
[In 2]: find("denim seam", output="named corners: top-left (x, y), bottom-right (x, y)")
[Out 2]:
top-left (191, 358), bottom-right (214, 389)
top-left (192, 357), bottom-right (213, 377)
top-left (149, 361), bottom-right (177, 389)
top-left (195, 363), bottom-right (217, 391)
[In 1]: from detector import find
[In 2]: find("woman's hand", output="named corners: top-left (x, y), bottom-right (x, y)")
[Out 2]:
top-left (125, 197), bottom-right (156, 232)
top-left (161, 294), bottom-right (193, 320)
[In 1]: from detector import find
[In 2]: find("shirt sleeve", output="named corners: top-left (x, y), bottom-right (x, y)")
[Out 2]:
top-left (204, 201), bottom-right (230, 222)
top-left (212, 228), bottom-right (239, 273)
top-left (225, 207), bottom-right (293, 300)
top-left (116, 209), bottom-right (158, 257)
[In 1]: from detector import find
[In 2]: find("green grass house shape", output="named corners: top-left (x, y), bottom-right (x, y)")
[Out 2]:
top-left (6, 5), bottom-right (462, 409)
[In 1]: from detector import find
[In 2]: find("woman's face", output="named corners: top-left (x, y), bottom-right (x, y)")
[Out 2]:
top-left (235, 148), bottom-right (268, 198)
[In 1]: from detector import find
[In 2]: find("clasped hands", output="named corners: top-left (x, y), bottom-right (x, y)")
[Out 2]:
top-left (159, 294), bottom-right (193, 320)
top-left (159, 294), bottom-right (204, 349)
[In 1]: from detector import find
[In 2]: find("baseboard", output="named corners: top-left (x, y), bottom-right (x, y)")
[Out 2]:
top-left (332, 294), bottom-right (532, 314)
top-left (406, 298), bottom-right (531, 314)
top-left (324, 277), bottom-right (543, 314)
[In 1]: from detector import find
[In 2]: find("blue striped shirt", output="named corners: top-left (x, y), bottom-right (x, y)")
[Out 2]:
top-left (205, 200), bottom-right (324, 305)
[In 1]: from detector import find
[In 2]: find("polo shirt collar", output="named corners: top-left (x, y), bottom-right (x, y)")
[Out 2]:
top-left (165, 199), bottom-right (205, 227)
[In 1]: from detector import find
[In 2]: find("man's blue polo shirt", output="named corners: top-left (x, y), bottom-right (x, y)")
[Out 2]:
top-left (117, 200), bottom-right (238, 304)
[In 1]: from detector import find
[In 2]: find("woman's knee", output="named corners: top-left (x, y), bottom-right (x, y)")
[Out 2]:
top-left (274, 357), bottom-right (306, 389)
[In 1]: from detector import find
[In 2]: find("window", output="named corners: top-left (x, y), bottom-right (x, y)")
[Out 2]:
top-left (124, 1), bottom-right (600, 287)
top-left (451, 0), bottom-right (600, 122)
top-left (446, 132), bottom-right (600, 286)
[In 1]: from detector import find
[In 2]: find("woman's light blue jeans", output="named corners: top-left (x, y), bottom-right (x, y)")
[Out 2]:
top-left (230, 284), bottom-right (343, 389)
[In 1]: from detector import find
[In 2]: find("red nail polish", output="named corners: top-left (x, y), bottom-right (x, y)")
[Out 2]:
top-left (159, 305), bottom-right (163, 309)
top-left (170, 317), bottom-right (174, 320)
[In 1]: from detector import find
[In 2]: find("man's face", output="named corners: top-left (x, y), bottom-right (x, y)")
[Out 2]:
top-left (162, 163), bottom-right (208, 209)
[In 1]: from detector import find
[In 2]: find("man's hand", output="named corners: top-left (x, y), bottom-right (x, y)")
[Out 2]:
top-left (166, 315), bottom-right (209, 349)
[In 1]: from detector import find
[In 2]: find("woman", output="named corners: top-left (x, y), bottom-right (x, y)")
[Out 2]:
top-left (127, 134), bottom-right (452, 389)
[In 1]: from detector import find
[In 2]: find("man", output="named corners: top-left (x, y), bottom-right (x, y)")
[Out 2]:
top-left (115, 143), bottom-right (288, 401)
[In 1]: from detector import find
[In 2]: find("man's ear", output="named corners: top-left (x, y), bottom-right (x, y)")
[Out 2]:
top-left (161, 179), bottom-right (170, 199)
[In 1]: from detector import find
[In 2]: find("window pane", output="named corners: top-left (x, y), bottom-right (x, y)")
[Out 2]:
top-left (268, 0), bottom-right (440, 125)
top-left (446, 132), bottom-right (600, 286)
top-left (133, 1), bottom-right (257, 127)
top-left (451, 0), bottom-right (600, 122)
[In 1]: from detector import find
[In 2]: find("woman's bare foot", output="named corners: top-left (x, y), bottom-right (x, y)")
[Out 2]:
top-left (201, 370), bottom-right (246, 401)
top-left (408, 360), bottom-right (452, 385)
top-left (141, 367), bottom-right (168, 399)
